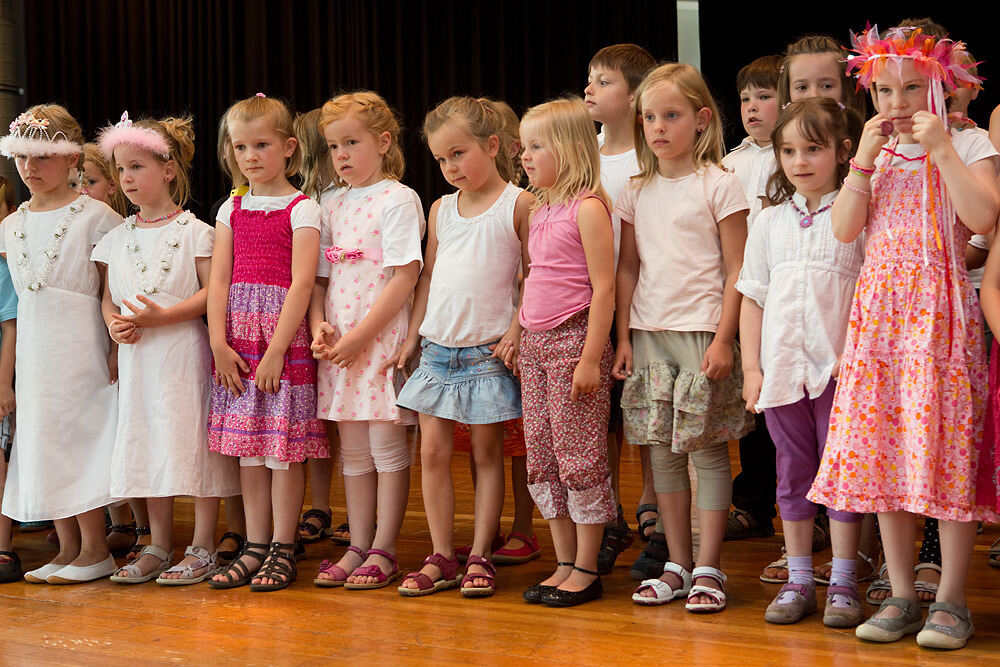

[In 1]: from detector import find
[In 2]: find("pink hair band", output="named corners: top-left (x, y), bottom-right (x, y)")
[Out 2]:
top-left (97, 112), bottom-right (170, 161)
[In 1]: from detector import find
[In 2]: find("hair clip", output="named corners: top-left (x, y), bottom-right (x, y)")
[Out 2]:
top-left (256, 92), bottom-right (267, 98)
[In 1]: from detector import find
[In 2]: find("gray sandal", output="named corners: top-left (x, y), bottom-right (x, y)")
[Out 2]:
top-left (916, 601), bottom-right (974, 650)
top-left (855, 596), bottom-right (923, 642)
top-left (156, 545), bottom-right (217, 585)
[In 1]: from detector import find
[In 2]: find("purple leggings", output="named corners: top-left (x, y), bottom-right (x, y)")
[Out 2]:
top-left (764, 381), bottom-right (860, 523)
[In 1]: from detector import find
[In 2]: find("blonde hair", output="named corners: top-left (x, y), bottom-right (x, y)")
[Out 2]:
top-left (631, 63), bottom-right (726, 184)
top-left (423, 96), bottom-right (517, 184)
top-left (492, 100), bottom-right (524, 185)
top-left (24, 103), bottom-right (84, 167)
top-left (109, 117), bottom-right (196, 208)
top-left (519, 97), bottom-right (609, 212)
top-left (0, 174), bottom-right (16, 218)
top-left (294, 109), bottom-right (334, 200)
top-left (81, 143), bottom-right (129, 216)
top-left (221, 95), bottom-right (301, 188)
top-left (319, 91), bottom-right (404, 187)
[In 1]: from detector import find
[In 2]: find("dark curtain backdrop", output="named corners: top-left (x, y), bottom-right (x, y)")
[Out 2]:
top-left (23, 0), bottom-right (678, 221)
top-left (700, 4), bottom-right (999, 151)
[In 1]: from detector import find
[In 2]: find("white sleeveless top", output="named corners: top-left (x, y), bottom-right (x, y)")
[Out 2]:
top-left (420, 182), bottom-right (523, 347)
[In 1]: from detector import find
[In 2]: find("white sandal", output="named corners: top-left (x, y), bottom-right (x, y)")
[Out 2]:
top-left (156, 546), bottom-right (217, 586)
top-left (632, 562), bottom-right (692, 605)
top-left (685, 566), bottom-right (727, 613)
top-left (109, 545), bottom-right (172, 584)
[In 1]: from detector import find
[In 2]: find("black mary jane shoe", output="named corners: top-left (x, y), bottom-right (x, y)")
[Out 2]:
top-left (523, 562), bottom-right (572, 604)
top-left (541, 566), bottom-right (603, 607)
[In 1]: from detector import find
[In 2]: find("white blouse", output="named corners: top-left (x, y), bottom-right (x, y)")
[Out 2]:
top-left (736, 190), bottom-right (865, 410)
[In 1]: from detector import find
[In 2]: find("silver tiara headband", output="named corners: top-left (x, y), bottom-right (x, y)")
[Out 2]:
top-left (0, 111), bottom-right (84, 158)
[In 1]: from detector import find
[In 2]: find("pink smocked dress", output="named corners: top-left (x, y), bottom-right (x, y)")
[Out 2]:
top-left (316, 181), bottom-right (421, 422)
top-left (808, 151), bottom-right (997, 522)
top-left (208, 194), bottom-right (327, 461)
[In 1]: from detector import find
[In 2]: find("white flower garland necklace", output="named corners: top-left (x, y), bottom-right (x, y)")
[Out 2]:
top-left (124, 210), bottom-right (191, 295)
top-left (11, 195), bottom-right (89, 292)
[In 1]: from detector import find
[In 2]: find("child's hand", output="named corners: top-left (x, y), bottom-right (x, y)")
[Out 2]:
top-left (109, 319), bottom-right (142, 345)
top-left (311, 321), bottom-right (337, 360)
top-left (742, 368), bottom-right (763, 413)
top-left (0, 385), bottom-right (15, 418)
top-left (701, 339), bottom-right (734, 381)
top-left (213, 345), bottom-right (250, 397)
top-left (328, 329), bottom-right (366, 368)
top-left (856, 113), bottom-right (893, 167)
top-left (394, 336), bottom-right (421, 373)
top-left (611, 340), bottom-right (633, 381)
top-left (255, 351), bottom-right (284, 394)
top-left (570, 358), bottom-right (601, 403)
top-left (116, 295), bottom-right (169, 328)
top-left (911, 111), bottom-right (951, 155)
top-left (832, 355), bottom-right (842, 379)
top-left (107, 347), bottom-right (119, 385)
top-left (490, 328), bottom-right (520, 370)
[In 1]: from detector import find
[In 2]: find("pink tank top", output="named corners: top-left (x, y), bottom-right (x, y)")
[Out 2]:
top-left (519, 194), bottom-right (608, 332)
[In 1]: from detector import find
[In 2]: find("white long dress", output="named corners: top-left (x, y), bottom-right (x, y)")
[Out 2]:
top-left (0, 195), bottom-right (120, 521)
top-left (91, 212), bottom-right (240, 499)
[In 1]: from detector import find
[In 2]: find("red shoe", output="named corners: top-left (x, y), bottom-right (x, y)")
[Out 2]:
top-left (456, 532), bottom-right (505, 563)
top-left (492, 532), bottom-right (540, 565)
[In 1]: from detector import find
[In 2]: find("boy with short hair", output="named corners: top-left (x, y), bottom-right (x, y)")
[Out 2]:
top-left (722, 55), bottom-right (783, 548)
top-left (583, 43), bottom-right (661, 579)
top-left (722, 54), bottom-right (782, 228)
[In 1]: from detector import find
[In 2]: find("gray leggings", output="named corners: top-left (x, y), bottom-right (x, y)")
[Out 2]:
top-left (649, 441), bottom-right (732, 511)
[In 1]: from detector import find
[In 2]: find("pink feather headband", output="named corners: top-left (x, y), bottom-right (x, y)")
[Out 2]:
top-left (0, 111), bottom-right (83, 158)
top-left (97, 111), bottom-right (171, 161)
top-left (845, 24), bottom-right (983, 92)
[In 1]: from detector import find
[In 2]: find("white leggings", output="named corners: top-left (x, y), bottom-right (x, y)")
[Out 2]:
top-left (337, 421), bottom-right (410, 476)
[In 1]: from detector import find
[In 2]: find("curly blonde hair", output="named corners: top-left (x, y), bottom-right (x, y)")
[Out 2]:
top-left (319, 91), bottom-right (404, 187)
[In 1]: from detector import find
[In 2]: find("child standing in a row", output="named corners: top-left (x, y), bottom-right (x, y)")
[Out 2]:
top-left (208, 94), bottom-right (328, 592)
top-left (617, 63), bottom-right (752, 612)
top-left (0, 105), bottom-right (122, 583)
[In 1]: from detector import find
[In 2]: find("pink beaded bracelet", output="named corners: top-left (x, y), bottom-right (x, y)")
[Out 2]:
top-left (842, 178), bottom-right (870, 196)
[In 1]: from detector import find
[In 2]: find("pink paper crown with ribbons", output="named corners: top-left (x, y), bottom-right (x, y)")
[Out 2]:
top-left (845, 24), bottom-right (984, 93)
top-left (97, 111), bottom-right (171, 161)
top-left (0, 111), bottom-right (83, 158)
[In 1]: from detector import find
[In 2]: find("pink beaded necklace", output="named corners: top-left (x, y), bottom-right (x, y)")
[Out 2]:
top-left (136, 207), bottom-right (182, 225)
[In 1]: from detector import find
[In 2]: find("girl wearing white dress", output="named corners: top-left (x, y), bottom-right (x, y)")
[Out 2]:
top-left (0, 105), bottom-right (121, 584)
top-left (92, 112), bottom-right (240, 584)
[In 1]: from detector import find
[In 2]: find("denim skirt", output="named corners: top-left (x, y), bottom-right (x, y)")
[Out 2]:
top-left (396, 339), bottom-right (522, 424)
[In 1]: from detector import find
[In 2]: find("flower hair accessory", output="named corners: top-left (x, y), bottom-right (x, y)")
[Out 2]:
top-left (97, 111), bottom-right (171, 161)
top-left (0, 111), bottom-right (84, 158)
top-left (845, 25), bottom-right (983, 94)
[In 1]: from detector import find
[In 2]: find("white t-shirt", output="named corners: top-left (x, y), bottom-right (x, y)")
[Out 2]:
top-left (597, 131), bottom-right (641, 266)
top-left (737, 190), bottom-right (865, 410)
top-left (969, 233), bottom-right (989, 289)
top-left (216, 190), bottom-right (322, 232)
top-left (615, 165), bottom-right (749, 332)
top-left (722, 137), bottom-right (776, 230)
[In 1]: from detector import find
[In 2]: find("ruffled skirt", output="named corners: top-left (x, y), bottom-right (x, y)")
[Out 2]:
top-left (622, 329), bottom-right (753, 453)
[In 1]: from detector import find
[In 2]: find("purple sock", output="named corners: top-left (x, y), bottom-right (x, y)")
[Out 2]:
top-left (777, 555), bottom-right (813, 603)
top-left (828, 556), bottom-right (857, 607)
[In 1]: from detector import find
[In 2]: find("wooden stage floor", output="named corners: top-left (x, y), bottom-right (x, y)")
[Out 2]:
top-left (2, 438), bottom-right (1000, 666)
